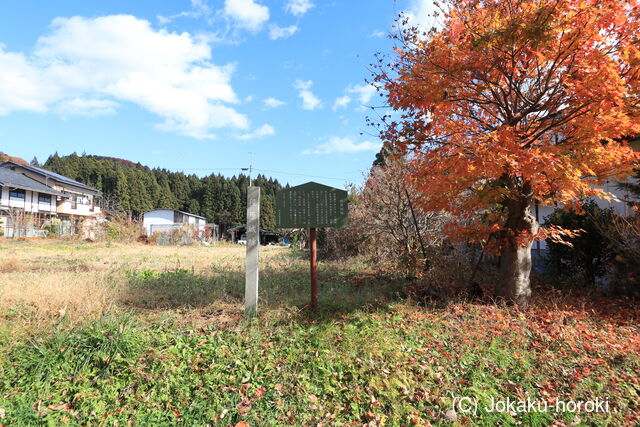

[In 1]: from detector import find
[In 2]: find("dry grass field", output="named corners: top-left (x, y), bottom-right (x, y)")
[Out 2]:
top-left (0, 240), bottom-right (244, 332)
top-left (0, 239), bottom-right (389, 337)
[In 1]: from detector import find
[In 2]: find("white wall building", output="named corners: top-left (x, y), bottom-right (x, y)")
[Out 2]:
top-left (143, 209), bottom-right (206, 236)
top-left (0, 161), bottom-right (101, 218)
top-left (0, 167), bottom-right (66, 236)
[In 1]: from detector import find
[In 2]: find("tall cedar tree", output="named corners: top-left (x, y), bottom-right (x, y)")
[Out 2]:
top-left (376, 0), bottom-right (640, 305)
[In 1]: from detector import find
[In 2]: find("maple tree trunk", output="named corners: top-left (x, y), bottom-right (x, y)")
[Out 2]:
top-left (495, 184), bottom-right (538, 307)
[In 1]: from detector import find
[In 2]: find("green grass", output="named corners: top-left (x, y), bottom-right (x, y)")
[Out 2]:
top-left (0, 245), bottom-right (638, 425)
top-left (1, 302), bottom-right (638, 425)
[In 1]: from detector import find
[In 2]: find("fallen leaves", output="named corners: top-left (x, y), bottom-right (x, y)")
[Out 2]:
top-left (2, 289), bottom-right (638, 425)
top-left (236, 399), bottom-right (252, 416)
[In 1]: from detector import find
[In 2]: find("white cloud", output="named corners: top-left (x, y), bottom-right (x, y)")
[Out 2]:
top-left (191, 0), bottom-right (212, 14)
top-left (224, 0), bottom-right (269, 31)
top-left (157, 0), bottom-right (212, 24)
top-left (349, 83), bottom-right (377, 105)
top-left (285, 0), bottom-right (314, 16)
top-left (332, 83), bottom-right (378, 111)
top-left (0, 47), bottom-right (61, 115)
top-left (0, 15), bottom-right (249, 139)
top-left (302, 137), bottom-right (381, 155)
top-left (369, 29), bottom-right (386, 38)
top-left (293, 79), bottom-right (322, 110)
top-left (332, 95), bottom-right (351, 111)
top-left (238, 123), bottom-right (275, 140)
top-left (404, 0), bottom-right (440, 30)
top-left (57, 98), bottom-right (119, 117)
top-left (269, 24), bottom-right (298, 40)
top-left (263, 97), bottom-right (286, 108)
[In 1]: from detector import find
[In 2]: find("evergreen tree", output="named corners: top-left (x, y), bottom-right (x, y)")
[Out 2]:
top-left (113, 168), bottom-right (130, 213)
top-left (260, 194), bottom-right (276, 230)
top-left (42, 153), bottom-right (285, 227)
top-left (186, 199), bottom-right (201, 216)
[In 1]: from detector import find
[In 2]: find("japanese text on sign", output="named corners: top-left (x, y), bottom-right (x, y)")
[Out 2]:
top-left (276, 182), bottom-right (348, 228)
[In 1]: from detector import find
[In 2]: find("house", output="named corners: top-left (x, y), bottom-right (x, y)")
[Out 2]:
top-left (0, 167), bottom-right (68, 236)
top-left (0, 161), bottom-right (101, 218)
top-left (533, 138), bottom-right (640, 257)
top-left (143, 209), bottom-right (207, 236)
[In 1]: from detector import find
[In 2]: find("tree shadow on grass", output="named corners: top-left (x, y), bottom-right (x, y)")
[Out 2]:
top-left (119, 261), bottom-right (409, 321)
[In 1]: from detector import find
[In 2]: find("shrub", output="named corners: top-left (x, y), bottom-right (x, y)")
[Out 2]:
top-left (320, 159), bottom-right (449, 278)
top-left (597, 213), bottom-right (640, 297)
top-left (543, 201), bottom-right (615, 286)
top-left (151, 224), bottom-right (200, 246)
top-left (105, 217), bottom-right (142, 243)
top-left (318, 222), bottom-right (366, 261)
top-left (42, 223), bottom-right (59, 237)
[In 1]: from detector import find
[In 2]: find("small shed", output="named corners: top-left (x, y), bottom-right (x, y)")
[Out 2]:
top-left (143, 209), bottom-right (206, 236)
top-left (227, 224), bottom-right (281, 245)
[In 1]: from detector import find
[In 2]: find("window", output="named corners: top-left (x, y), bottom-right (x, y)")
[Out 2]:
top-left (71, 195), bottom-right (77, 209)
top-left (38, 194), bottom-right (52, 204)
top-left (9, 189), bottom-right (25, 199)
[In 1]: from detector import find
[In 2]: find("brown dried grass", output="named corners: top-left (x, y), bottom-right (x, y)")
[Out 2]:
top-left (0, 271), bottom-right (117, 321)
top-left (0, 257), bottom-right (26, 273)
top-left (0, 240), bottom-right (285, 333)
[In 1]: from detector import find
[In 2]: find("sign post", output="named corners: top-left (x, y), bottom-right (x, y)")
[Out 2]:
top-left (309, 227), bottom-right (318, 311)
top-left (245, 186), bottom-right (260, 316)
top-left (276, 182), bottom-right (348, 311)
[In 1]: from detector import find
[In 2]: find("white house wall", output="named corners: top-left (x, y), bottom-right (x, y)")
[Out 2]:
top-left (56, 195), bottom-right (99, 216)
top-left (143, 210), bottom-right (207, 236)
top-left (0, 187), bottom-right (57, 214)
top-left (143, 210), bottom-right (176, 235)
top-left (9, 167), bottom-right (100, 217)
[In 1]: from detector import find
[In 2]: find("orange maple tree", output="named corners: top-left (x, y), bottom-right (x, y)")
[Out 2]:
top-left (376, 0), bottom-right (640, 305)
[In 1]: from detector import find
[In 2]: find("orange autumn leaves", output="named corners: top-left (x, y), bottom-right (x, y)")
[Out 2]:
top-left (380, 0), bottom-right (640, 245)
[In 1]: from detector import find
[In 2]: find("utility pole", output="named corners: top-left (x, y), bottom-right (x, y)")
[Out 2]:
top-left (242, 152), bottom-right (255, 187)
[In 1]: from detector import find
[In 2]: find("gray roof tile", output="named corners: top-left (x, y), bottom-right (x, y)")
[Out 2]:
top-left (0, 168), bottom-right (65, 196)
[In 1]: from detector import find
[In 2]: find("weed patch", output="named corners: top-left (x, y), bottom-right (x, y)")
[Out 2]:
top-left (123, 268), bottom-right (242, 308)
top-left (0, 258), bottom-right (26, 273)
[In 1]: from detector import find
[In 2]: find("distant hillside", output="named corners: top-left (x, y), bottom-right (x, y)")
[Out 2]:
top-left (43, 153), bottom-right (282, 230)
top-left (0, 152), bottom-right (28, 165)
top-left (90, 155), bottom-right (148, 170)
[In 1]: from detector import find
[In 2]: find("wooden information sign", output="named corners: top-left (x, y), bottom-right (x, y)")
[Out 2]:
top-left (276, 182), bottom-right (348, 311)
top-left (276, 182), bottom-right (348, 229)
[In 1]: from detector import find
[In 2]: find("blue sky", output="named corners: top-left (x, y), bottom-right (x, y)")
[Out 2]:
top-left (0, 0), bottom-right (434, 187)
